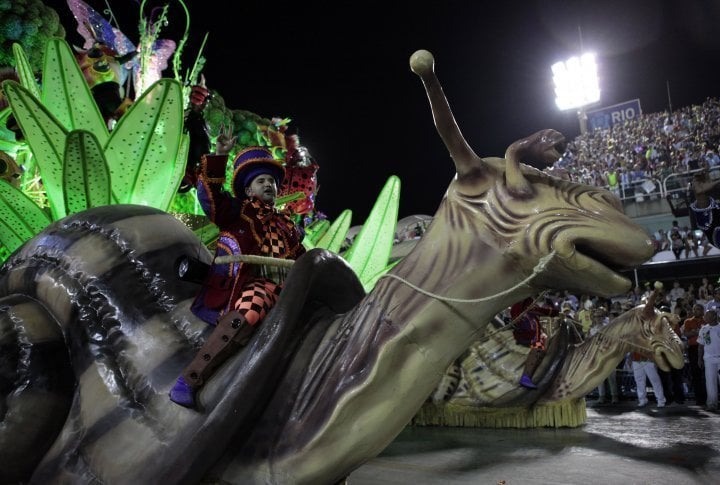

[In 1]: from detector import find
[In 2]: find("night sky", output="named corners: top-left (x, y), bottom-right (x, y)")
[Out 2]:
top-left (45, 0), bottom-right (720, 223)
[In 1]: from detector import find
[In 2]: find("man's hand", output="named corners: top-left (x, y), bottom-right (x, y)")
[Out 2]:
top-left (189, 75), bottom-right (211, 113)
top-left (215, 122), bottom-right (237, 156)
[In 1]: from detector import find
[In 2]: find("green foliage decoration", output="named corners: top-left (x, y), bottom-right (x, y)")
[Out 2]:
top-left (344, 176), bottom-right (400, 291)
top-left (12, 43), bottom-right (40, 99)
top-left (104, 78), bottom-right (184, 206)
top-left (0, 39), bottom-right (186, 265)
top-left (41, 38), bottom-right (109, 146)
top-left (303, 219), bottom-right (331, 249)
top-left (315, 209), bottom-right (352, 254)
top-left (2, 79), bottom-right (68, 220)
top-left (0, 179), bottom-right (51, 253)
top-left (62, 130), bottom-right (111, 213)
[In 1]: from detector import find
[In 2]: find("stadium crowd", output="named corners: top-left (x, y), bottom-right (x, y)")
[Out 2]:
top-left (549, 97), bottom-right (720, 200)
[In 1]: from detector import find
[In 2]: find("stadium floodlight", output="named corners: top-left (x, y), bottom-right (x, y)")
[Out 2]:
top-left (552, 53), bottom-right (600, 111)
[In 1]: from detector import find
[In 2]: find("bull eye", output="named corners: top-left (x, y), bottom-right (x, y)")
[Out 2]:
top-left (0, 159), bottom-right (7, 174)
top-left (88, 48), bottom-right (103, 58)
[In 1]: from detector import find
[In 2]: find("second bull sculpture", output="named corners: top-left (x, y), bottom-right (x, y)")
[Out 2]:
top-left (0, 50), bottom-right (656, 484)
top-left (418, 288), bottom-right (685, 427)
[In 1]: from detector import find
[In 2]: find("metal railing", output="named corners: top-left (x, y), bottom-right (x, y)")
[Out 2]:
top-left (662, 166), bottom-right (720, 201)
top-left (587, 166), bottom-right (720, 216)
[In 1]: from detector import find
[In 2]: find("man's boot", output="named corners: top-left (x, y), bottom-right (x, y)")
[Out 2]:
top-left (519, 348), bottom-right (545, 389)
top-left (169, 310), bottom-right (255, 408)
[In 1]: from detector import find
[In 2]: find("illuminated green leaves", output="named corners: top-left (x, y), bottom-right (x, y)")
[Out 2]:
top-left (41, 38), bottom-right (109, 146)
top-left (344, 176), bottom-right (400, 291)
top-left (1, 40), bottom-right (189, 266)
top-left (303, 219), bottom-right (331, 249)
top-left (105, 78), bottom-right (184, 208)
top-left (12, 43), bottom-right (40, 99)
top-left (63, 130), bottom-right (111, 213)
top-left (316, 209), bottom-right (352, 254)
top-left (0, 180), bottom-right (51, 253)
top-left (2, 80), bottom-right (68, 220)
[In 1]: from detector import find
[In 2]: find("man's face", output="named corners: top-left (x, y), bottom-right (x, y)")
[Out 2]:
top-left (694, 304), bottom-right (705, 317)
top-left (704, 310), bottom-right (718, 325)
top-left (246, 174), bottom-right (277, 204)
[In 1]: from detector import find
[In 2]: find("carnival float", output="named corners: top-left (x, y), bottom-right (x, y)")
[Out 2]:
top-left (0, 1), bottom-right (686, 484)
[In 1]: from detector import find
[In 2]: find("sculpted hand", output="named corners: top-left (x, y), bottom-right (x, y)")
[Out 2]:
top-left (215, 122), bottom-right (237, 156)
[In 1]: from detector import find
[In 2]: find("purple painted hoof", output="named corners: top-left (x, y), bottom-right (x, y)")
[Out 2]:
top-left (519, 374), bottom-right (538, 389)
top-left (169, 376), bottom-right (196, 408)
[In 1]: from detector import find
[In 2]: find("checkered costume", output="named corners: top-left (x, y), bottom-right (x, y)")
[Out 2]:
top-left (177, 150), bottom-right (305, 394)
top-left (191, 154), bottom-right (305, 325)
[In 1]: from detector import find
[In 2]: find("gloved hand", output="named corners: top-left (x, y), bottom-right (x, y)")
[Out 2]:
top-left (189, 75), bottom-right (211, 112)
top-left (215, 122), bottom-right (237, 156)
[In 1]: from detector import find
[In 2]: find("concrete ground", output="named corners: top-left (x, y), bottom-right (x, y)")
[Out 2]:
top-left (349, 399), bottom-right (719, 485)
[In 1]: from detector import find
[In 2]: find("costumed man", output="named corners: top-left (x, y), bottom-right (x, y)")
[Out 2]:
top-left (689, 169), bottom-right (720, 248)
top-left (510, 296), bottom-right (558, 389)
top-left (169, 128), bottom-right (306, 409)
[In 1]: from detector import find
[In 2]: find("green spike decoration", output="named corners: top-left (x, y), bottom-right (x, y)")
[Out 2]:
top-left (105, 78), bottom-right (184, 207)
top-left (315, 209), bottom-right (352, 254)
top-left (40, 38), bottom-right (109, 146)
top-left (344, 175), bottom-right (400, 291)
top-left (62, 130), bottom-right (112, 214)
top-left (162, 133), bottom-right (191, 211)
top-left (2, 80), bottom-right (69, 220)
top-left (12, 43), bottom-right (41, 100)
top-left (304, 219), bottom-right (331, 247)
top-left (0, 39), bottom-right (190, 265)
top-left (0, 180), bottom-right (51, 253)
top-left (363, 260), bottom-right (402, 290)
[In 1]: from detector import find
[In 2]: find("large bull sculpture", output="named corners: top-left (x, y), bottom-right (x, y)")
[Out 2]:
top-left (0, 50), bottom-right (654, 484)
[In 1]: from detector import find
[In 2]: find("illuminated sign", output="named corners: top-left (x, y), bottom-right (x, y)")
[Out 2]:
top-left (586, 99), bottom-right (642, 131)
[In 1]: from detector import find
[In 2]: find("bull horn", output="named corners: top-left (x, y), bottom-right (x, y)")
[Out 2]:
top-left (642, 289), bottom-right (658, 319)
top-left (410, 50), bottom-right (483, 178)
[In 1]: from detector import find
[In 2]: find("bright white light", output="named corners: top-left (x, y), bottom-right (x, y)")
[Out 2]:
top-left (552, 53), bottom-right (600, 110)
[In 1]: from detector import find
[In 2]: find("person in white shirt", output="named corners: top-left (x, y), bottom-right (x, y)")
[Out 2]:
top-left (668, 280), bottom-right (686, 303)
top-left (705, 289), bottom-right (720, 313)
top-left (699, 309), bottom-right (720, 411)
top-left (667, 281), bottom-right (686, 312)
top-left (589, 307), bottom-right (618, 404)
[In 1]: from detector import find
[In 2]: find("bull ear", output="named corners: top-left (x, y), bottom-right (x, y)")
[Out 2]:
top-left (410, 50), bottom-right (484, 179)
top-left (504, 129), bottom-right (565, 196)
top-left (504, 141), bottom-right (532, 196)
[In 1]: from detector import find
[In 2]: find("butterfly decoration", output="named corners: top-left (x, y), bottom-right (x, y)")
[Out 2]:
top-left (67, 0), bottom-right (176, 99)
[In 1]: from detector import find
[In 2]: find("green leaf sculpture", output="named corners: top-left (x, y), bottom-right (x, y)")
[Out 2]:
top-left (0, 180), bottom-right (51, 253)
top-left (363, 260), bottom-right (402, 290)
top-left (104, 78), bottom-right (184, 208)
top-left (315, 209), bottom-right (352, 254)
top-left (62, 130), bottom-right (111, 213)
top-left (12, 43), bottom-right (41, 99)
top-left (40, 38), bottom-right (109, 146)
top-left (303, 219), bottom-right (331, 248)
top-left (158, 132), bottom-right (190, 211)
top-left (344, 175), bottom-right (400, 291)
top-left (2, 80), bottom-right (68, 220)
